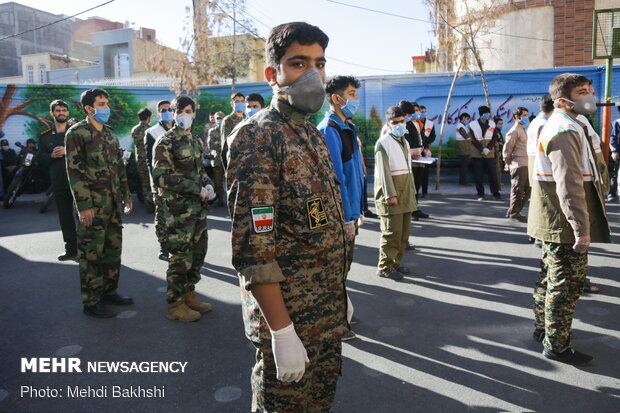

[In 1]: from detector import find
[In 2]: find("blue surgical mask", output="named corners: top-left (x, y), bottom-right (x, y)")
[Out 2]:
top-left (405, 115), bottom-right (412, 123)
top-left (216, 119), bottom-right (223, 126)
top-left (519, 116), bottom-right (529, 127)
top-left (160, 110), bottom-right (173, 123)
top-left (420, 112), bottom-right (427, 120)
top-left (481, 113), bottom-right (490, 121)
top-left (92, 108), bottom-right (110, 124)
top-left (462, 120), bottom-right (470, 126)
top-left (497, 125), bottom-right (503, 131)
top-left (413, 112), bottom-right (421, 120)
top-left (340, 98), bottom-right (359, 118)
top-left (234, 102), bottom-right (246, 113)
top-left (246, 107), bottom-right (260, 117)
top-left (390, 123), bottom-right (406, 138)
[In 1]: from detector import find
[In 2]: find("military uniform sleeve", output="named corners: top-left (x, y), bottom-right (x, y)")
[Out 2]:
top-left (152, 136), bottom-right (202, 196)
top-left (375, 142), bottom-right (397, 198)
top-left (65, 127), bottom-right (93, 211)
top-left (35, 133), bottom-right (52, 169)
top-left (114, 134), bottom-right (131, 204)
top-left (547, 130), bottom-right (589, 238)
top-left (228, 123), bottom-right (285, 290)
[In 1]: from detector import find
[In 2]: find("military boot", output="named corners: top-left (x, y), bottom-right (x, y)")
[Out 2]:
top-left (166, 300), bottom-right (200, 322)
top-left (184, 291), bottom-right (213, 313)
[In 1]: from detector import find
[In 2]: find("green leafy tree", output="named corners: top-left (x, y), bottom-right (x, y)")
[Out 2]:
top-left (105, 87), bottom-right (147, 138)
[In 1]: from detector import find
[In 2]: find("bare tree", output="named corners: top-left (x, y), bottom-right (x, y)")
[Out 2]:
top-left (213, 0), bottom-right (263, 92)
top-left (0, 85), bottom-right (51, 130)
top-left (424, 0), bottom-right (516, 189)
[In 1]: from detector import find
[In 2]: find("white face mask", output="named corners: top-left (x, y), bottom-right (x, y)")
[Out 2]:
top-left (175, 113), bottom-right (194, 130)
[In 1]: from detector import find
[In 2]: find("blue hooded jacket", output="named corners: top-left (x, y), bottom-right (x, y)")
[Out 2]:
top-left (318, 112), bottom-right (365, 222)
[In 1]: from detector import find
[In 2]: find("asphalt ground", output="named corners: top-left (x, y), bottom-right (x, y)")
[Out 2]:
top-left (1, 186), bottom-right (619, 413)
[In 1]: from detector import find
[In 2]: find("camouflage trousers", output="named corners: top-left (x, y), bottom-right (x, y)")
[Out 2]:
top-left (165, 212), bottom-right (207, 303)
top-left (77, 205), bottom-right (122, 306)
top-left (212, 165), bottom-right (226, 204)
top-left (532, 241), bottom-right (588, 353)
top-left (137, 162), bottom-right (154, 211)
top-left (153, 192), bottom-right (167, 247)
top-left (345, 219), bottom-right (359, 277)
top-left (251, 339), bottom-right (342, 413)
top-left (378, 212), bottom-right (412, 272)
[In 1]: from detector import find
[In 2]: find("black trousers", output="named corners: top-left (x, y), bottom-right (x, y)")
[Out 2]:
top-left (472, 157), bottom-right (500, 197)
top-left (413, 167), bottom-right (424, 199)
top-left (54, 186), bottom-right (77, 253)
top-left (609, 156), bottom-right (619, 196)
top-left (458, 155), bottom-right (470, 185)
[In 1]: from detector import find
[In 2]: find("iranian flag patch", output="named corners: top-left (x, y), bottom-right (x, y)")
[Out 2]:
top-left (251, 207), bottom-right (274, 233)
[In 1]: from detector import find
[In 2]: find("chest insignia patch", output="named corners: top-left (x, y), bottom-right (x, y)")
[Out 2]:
top-left (306, 197), bottom-right (329, 230)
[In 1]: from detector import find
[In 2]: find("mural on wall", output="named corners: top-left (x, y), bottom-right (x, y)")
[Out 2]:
top-left (1, 64), bottom-right (618, 159)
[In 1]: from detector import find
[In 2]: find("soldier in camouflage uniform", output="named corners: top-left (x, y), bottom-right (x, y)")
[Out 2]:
top-left (146, 100), bottom-right (174, 261)
top-left (65, 88), bottom-right (134, 318)
top-left (130, 107), bottom-right (154, 213)
top-left (36, 99), bottom-right (77, 261)
top-left (152, 95), bottom-right (216, 322)
top-left (206, 111), bottom-right (226, 207)
top-left (227, 22), bottom-right (348, 412)
top-left (220, 92), bottom-right (246, 169)
top-left (528, 73), bottom-right (610, 365)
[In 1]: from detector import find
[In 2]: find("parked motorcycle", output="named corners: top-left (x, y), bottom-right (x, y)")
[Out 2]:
top-left (3, 142), bottom-right (36, 208)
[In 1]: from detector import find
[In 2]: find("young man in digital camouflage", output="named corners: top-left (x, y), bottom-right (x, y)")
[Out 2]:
top-left (65, 88), bottom-right (133, 318)
top-left (226, 21), bottom-right (348, 412)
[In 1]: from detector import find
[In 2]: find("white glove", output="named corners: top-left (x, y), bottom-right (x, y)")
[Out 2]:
top-left (270, 323), bottom-right (309, 382)
top-left (204, 184), bottom-right (216, 201)
top-left (344, 221), bottom-right (355, 241)
top-left (482, 147), bottom-right (490, 156)
top-left (346, 294), bottom-right (354, 324)
top-left (572, 235), bottom-right (590, 253)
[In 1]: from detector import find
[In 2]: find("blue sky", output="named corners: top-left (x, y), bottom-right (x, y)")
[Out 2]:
top-left (13, 0), bottom-right (436, 77)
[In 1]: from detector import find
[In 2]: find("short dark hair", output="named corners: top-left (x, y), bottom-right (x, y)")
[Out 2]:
top-left (419, 105), bottom-right (427, 111)
top-left (157, 100), bottom-right (171, 111)
top-left (171, 95), bottom-right (195, 113)
top-left (494, 116), bottom-right (503, 123)
top-left (80, 88), bottom-right (109, 114)
top-left (246, 93), bottom-right (265, 108)
top-left (138, 107), bottom-right (152, 121)
top-left (540, 94), bottom-right (554, 113)
top-left (50, 99), bottom-right (69, 112)
top-left (325, 75), bottom-right (360, 97)
top-left (398, 100), bottom-right (415, 115)
top-left (549, 73), bottom-right (590, 101)
top-left (386, 106), bottom-right (405, 122)
top-left (459, 112), bottom-right (470, 121)
top-left (230, 92), bottom-right (245, 101)
top-left (209, 111), bottom-right (216, 116)
top-left (478, 105), bottom-right (490, 116)
top-left (27, 138), bottom-right (36, 145)
top-left (512, 107), bottom-right (527, 117)
top-left (265, 22), bottom-right (329, 68)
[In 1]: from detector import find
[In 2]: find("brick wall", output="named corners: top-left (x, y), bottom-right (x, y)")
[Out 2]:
top-left (516, 0), bottom-right (595, 67)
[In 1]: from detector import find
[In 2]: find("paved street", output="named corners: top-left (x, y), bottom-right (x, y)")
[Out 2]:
top-left (1, 189), bottom-right (619, 412)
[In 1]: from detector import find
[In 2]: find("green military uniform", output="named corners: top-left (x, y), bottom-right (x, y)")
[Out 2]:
top-left (220, 112), bottom-right (245, 169)
top-left (227, 99), bottom-right (348, 412)
top-left (37, 126), bottom-right (77, 254)
top-left (207, 126), bottom-right (226, 205)
top-left (65, 118), bottom-right (130, 307)
top-left (146, 121), bottom-right (172, 251)
top-left (528, 110), bottom-right (611, 354)
top-left (374, 133), bottom-right (417, 274)
top-left (130, 121), bottom-right (154, 211)
top-left (152, 125), bottom-right (213, 303)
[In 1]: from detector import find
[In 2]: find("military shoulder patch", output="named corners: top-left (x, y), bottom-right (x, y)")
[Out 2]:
top-left (251, 207), bottom-right (274, 233)
top-left (40, 128), bottom-right (51, 135)
top-left (306, 197), bottom-right (329, 230)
